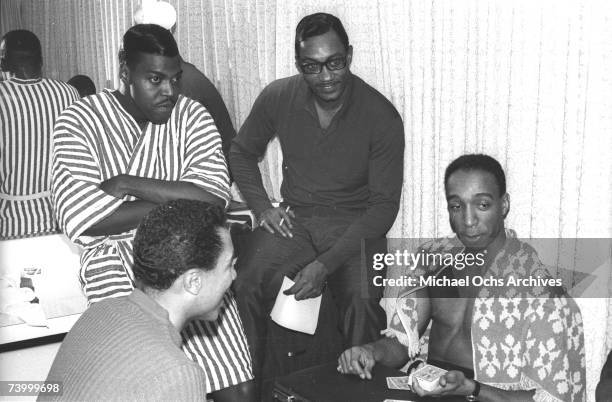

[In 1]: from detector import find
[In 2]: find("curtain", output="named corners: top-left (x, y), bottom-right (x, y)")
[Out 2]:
top-left (1, 1), bottom-right (611, 398)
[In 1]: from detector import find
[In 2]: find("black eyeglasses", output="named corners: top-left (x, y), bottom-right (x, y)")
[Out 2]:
top-left (299, 56), bottom-right (347, 75)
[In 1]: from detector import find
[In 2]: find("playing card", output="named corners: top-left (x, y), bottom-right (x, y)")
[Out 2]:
top-left (412, 364), bottom-right (447, 391)
top-left (386, 375), bottom-right (412, 390)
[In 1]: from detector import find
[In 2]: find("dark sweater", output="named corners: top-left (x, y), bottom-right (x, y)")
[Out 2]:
top-left (42, 289), bottom-right (206, 401)
top-left (230, 74), bottom-right (404, 272)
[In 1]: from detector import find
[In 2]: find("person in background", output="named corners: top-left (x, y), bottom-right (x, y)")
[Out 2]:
top-left (339, 154), bottom-right (586, 401)
top-left (0, 29), bottom-right (79, 239)
top-left (43, 200), bottom-right (235, 401)
top-left (134, 0), bottom-right (236, 162)
top-left (230, 12), bottom-right (404, 393)
top-left (51, 24), bottom-right (254, 401)
top-left (67, 74), bottom-right (96, 97)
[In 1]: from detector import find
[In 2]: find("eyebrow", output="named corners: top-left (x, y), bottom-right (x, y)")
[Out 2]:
top-left (299, 53), bottom-right (344, 62)
top-left (146, 69), bottom-right (183, 78)
top-left (446, 192), bottom-right (494, 200)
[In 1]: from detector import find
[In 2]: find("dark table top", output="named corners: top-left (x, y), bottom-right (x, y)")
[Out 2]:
top-left (274, 362), bottom-right (464, 402)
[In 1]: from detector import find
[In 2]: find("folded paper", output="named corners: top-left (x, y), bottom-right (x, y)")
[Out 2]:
top-left (270, 276), bottom-right (321, 335)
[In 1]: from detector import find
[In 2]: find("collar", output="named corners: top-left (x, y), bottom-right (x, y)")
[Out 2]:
top-left (129, 288), bottom-right (182, 347)
top-left (8, 76), bottom-right (42, 84)
top-left (110, 89), bottom-right (149, 129)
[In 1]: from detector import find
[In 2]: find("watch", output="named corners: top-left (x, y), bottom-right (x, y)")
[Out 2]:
top-left (465, 380), bottom-right (481, 401)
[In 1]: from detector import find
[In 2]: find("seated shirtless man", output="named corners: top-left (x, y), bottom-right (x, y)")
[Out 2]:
top-left (338, 154), bottom-right (586, 401)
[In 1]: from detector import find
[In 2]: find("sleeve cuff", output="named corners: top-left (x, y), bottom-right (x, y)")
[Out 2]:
top-left (317, 252), bottom-right (342, 274)
top-left (251, 199), bottom-right (275, 218)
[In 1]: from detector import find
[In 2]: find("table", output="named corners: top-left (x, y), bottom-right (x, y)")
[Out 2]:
top-left (273, 362), bottom-right (465, 402)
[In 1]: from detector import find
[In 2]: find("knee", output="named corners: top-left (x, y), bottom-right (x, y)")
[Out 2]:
top-left (233, 262), bottom-right (283, 303)
top-left (234, 255), bottom-right (267, 296)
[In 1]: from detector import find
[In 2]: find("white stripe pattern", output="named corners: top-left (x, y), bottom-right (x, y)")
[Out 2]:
top-left (51, 89), bottom-right (250, 391)
top-left (0, 77), bottom-right (78, 239)
top-left (182, 291), bottom-right (253, 391)
top-left (51, 90), bottom-right (230, 247)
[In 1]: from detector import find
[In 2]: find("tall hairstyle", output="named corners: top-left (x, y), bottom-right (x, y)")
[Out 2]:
top-left (1, 29), bottom-right (42, 67)
top-left (118, 24), bottom-right (179, 68)
top-left (294, 13), bottom-right (349, 57)
top-left (444, 154), bottom-right (507, 196)
top-left (132, 199), bottom-right (227, 291)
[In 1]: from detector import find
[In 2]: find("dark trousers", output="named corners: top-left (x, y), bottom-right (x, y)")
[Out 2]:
top-left (233, 212), bottom-right (386, 382)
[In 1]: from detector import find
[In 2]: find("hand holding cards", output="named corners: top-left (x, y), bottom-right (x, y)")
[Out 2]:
top-left (411, 364), bottom-right (448, 391)
top-left (386, 363), bottom-right (447, 392)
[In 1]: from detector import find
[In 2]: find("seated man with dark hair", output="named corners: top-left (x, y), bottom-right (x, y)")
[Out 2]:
top-left (133, 0), bottom-right (237, 162)
top-left (51, 24), bottom-right (253, 401)
top-left (231, 12), bottom-right (403, 391)
top-left (339, 154), bottom-right (586, 401)
top-left (44, 200), bottom-right (235, 401)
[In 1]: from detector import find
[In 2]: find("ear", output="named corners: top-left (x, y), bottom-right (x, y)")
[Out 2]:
top-left (182, 269), bottom-right (202, 296)
top-left (346, 45), bottom-right (353, 69)
top-left (501, 193), bottom-right (510, 219)
top-left (119, 63), bottom-right (130, 85)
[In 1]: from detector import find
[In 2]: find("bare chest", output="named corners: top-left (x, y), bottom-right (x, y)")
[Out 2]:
top-left (428, 296), bottom-right (477, 368)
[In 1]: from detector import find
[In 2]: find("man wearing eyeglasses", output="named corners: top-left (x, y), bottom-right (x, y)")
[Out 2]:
top-left (230, 12), bottom-right (404, 388)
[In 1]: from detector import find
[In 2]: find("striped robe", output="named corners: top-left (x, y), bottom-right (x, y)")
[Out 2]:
top-left (0, 77), bottom-right (79, 239)
top-left (51, 89), bottom-right (252, 391)
top-left (0, 71), bottom-right (14, 81)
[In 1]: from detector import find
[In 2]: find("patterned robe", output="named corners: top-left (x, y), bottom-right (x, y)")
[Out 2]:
top-left (383, 231), bottom-right (586, 401)
top-left (51, 90), bottom-right (252, 391)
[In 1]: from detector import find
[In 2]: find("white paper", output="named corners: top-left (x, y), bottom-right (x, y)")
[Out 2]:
top-left (270, 276), bottom-right (321, 335)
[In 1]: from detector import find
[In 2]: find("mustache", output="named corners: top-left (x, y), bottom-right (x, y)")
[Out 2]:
top-left (317, 81), bottom-right (340, 86)
top-left (156, 100), bottom-right (175, 107)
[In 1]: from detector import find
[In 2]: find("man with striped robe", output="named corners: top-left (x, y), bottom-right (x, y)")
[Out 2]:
top-left (0, 30), bottom-right (79, 239)
top-left (51, 24), bottom-right (254, 401)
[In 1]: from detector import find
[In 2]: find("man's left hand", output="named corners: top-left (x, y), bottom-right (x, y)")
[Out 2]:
top-left (411, 370), bottom-right (475, 397)
top-left (284, 260), bottom-right (328, 300)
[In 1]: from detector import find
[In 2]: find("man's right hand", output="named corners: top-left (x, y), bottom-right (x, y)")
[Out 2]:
top-left (258, 206), bottom-right (295, 238)
top-left (337, 344), bottom-right (377, 380)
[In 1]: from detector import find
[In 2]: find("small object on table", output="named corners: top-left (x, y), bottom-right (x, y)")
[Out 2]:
top-left (386, 375), bottom-right (412, 390)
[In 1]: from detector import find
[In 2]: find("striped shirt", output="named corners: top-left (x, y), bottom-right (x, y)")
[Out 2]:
top-left (0, 76), bottom-right (79, 239)
top-left (50, 90), bottom-right (252, 391)
top-left (0, 71), bottom-right (14, 81)
top-left (52, 89), bottom-right (230, 249)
